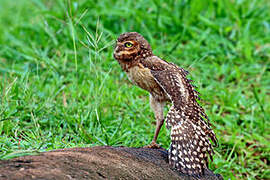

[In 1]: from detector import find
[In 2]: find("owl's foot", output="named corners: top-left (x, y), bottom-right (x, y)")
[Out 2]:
top-left (143, 141), bottom-right (161, 149)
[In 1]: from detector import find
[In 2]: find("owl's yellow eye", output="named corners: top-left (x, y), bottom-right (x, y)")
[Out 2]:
top-left (124, 42), bottom-right (133, 48)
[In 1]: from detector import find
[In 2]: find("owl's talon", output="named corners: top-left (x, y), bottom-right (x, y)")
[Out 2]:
top-left (143, 141), bottom-right (161, 149)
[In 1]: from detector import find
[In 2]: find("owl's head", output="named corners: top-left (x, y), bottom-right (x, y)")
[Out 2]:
top-left (114, 32), bottom-right (152, 61)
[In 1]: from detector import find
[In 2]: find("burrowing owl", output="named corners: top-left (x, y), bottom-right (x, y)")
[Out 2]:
top-left (113, 32), bottom-right (218, 176)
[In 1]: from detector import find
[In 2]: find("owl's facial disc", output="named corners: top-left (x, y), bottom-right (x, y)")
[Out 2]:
top-left (114, 40), bottom-right (140, 60)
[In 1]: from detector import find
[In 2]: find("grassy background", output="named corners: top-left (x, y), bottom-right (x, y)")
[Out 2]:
top-left (0, 0), bottom-right (269, 179)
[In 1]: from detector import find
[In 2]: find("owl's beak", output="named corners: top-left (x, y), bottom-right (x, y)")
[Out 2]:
top-left (114, 46), bottom-right (120, 53)
top-left (113, 52), bottom-right (119, 59)
top-left (113, 46), bottom-right (120, 59)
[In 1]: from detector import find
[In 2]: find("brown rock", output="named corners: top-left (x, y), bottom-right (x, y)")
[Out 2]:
top-left (0, 146), bottom-right (223, 180)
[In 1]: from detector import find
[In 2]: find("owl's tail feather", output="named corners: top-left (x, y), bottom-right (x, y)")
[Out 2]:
top-left (168, 119), bottom-right (214, 176)
top-left (168, 141), bottom-right (205, 176)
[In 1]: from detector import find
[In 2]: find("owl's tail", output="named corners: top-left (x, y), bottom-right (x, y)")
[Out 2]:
top-left (168, 120), bottom-right (215, 176)
top-left (168, 140), bottom-right (205, 176)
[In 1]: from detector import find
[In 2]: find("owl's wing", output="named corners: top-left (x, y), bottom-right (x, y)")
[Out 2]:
top-left (151, 68), bottom-right (217, 175)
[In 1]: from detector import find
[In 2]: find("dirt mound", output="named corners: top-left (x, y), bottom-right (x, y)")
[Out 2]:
top-left (0, 146), bottom-right (222, 180)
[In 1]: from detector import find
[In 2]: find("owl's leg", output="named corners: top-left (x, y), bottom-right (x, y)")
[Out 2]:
top-left (144, 94), bottom-right (165, 149)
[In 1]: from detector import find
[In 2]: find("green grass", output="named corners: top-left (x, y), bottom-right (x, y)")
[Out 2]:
top-left (0, 0), bottom-right (269, 179)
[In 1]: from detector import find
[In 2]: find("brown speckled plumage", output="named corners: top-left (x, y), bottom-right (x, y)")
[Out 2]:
top-left (113, 32), bottom-right (218, 176)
